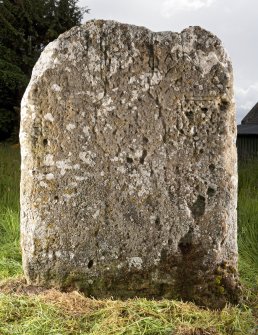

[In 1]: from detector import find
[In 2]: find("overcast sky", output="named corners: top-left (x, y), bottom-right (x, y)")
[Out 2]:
top-left (78, 0), bottom-right (258, 124)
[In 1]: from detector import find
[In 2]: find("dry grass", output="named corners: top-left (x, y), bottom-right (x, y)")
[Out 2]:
top-left (0, 278), bottom-right (257, 335)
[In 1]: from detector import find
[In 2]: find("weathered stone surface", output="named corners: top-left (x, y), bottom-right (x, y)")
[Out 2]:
top-left (20, 20), bottom-right (240, 308)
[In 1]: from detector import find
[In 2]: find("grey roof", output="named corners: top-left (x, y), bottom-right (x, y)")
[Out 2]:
top-left (241, 102), bottom-right (258, 124)
top-left (237, 124), bottom-right (258, 135)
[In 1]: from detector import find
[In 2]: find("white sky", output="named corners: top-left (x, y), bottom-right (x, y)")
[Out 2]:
top-left (79, 0), bottom-right (258, 124)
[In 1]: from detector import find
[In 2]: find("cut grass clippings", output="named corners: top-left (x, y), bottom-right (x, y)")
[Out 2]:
top-left (0, 288), bottom-right (256, 335)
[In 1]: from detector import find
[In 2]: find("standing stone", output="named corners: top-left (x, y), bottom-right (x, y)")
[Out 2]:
top-left (20, 20), bottom-right (240, 308)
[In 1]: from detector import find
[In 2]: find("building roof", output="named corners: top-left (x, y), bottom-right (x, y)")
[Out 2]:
top-left (241, 102), bottom-right (258, 124)
top-left (237, 124), bottom-right (258, 135)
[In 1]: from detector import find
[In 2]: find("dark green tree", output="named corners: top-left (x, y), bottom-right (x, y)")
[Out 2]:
top-left (0, 0), bottom-right (88, 141)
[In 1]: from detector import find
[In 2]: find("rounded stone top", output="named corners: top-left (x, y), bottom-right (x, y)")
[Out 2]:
top-left (21, 20), bottom-right (232, 114)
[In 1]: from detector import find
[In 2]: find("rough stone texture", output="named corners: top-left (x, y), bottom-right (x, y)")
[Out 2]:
top-left (20, 20), bottom-right (240, 308)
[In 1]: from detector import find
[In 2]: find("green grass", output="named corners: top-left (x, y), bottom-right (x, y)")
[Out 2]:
top-left (238, 161), bottom-right (258, 287)
top-left (0, 144), bottom-right (22, 280)
top-left (0, 144), bottom-right (257, 334)
top-left (0, 291), bottom-right (256, 335)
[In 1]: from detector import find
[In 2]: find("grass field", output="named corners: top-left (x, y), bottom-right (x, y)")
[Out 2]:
top-left (0, 145), bottom-right (21, 280)
top-left (0, 144), bottom-right (257, 334)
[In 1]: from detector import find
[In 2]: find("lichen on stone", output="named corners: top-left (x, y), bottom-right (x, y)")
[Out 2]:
top-left (20, 20), bottom-right (239, 308)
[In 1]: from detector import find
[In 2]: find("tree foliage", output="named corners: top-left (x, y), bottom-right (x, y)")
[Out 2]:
top-left (0, 0), bottom-right (88, 141)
